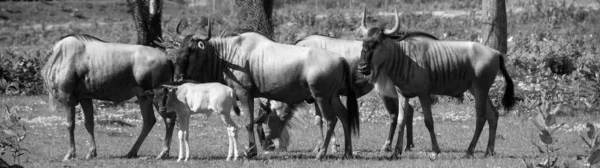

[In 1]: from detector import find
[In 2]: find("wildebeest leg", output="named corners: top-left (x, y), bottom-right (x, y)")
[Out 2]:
top-left (220, 112), bottom-right (240, 161)
top-left (315, 97), bottom-right (337, 160)
top-left (419, 94), bottom-right (441, 160)
top-left (379, 95), bottom-right (398, 152)
top-left (465, 87), bottom-right (488, 158)
top-left (80, 99), bottom-right (97, 159)
top-left (156, 111), bottom-right (176, 159)
top-left (404, 99), bottom-right (415, 151)
top-left (237, 92), bottom-right (257, 158)
top-left (390, 98), bottom-right (409, 159)
top-left (332, 96), bottom-right (352, 158)
top-left (313, 104), bottom-right (324, 153)
top-left (256, 109), bottom-right (268, 150)
top-left (484, 98), bottom-right (499, 157)
top-left (125, 96), bottom-right (157, 158)
top-left (62, 101), bottom-right (77, 161)
top-left (176, 115), bottom-right (190, 162)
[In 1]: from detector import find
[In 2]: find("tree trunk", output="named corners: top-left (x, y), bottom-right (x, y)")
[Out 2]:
top-left (128, 0), bottom-right (163, 49)
top-left (234, 0), bottom-right (274, 38)
top-left (481, 0), bottom-right (507, 54)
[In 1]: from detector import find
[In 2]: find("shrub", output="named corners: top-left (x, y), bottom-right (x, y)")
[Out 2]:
top-left (0, 105), bottom-right (28, 166)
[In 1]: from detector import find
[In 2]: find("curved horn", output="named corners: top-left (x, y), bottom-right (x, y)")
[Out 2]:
top-left (191, 20), bottom-right (212, 41)
top-left (205, 19), bottom-right (212, 41)
top-left (176, 19), bottom-right (185, 35)
top-left (360, 6), bottom-right (367, 30)
top-left (383, 7), bottom-right (400, 35)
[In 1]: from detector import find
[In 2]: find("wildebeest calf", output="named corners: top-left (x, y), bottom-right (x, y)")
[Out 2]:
top-left (154, 81), bottom-right (241, 162)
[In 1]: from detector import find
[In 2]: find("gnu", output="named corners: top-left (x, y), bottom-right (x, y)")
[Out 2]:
top-left (357, 8), bottom-right (516, 159)
top-left (153, 81), bottom-right (241, 162)
top-left (42, 34), bottom-right (176, 161)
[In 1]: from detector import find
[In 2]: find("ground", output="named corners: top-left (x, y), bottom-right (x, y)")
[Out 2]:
top-left (1, 94), bottom-right (597, 167)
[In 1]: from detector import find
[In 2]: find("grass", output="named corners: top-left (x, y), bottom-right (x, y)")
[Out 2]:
top-left (1, 94), bottom-right (597, 167)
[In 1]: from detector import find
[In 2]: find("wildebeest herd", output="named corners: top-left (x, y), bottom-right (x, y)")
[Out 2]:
top-left (41, 8), bottom-right (514, 162)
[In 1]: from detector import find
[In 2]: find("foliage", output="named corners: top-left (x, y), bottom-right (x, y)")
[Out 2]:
top-left (0, 48), bottom-right (47, 95)
top-left (525, 97), bottom-right (565, 168)
top-left (0, 105), bottom-right (28, 166)
top-left (573, 123), bottom-right (600, 167)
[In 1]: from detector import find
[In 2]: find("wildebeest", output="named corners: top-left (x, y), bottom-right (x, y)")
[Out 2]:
top-left (169, 22), bottom-right (359, 159)
top-left (257, 7), bottom-right (454, 153)
top-left (357, 9), bottom-right (515, 159)
top-left (154, 81), bottom-right (241, 162)
top-left (42, 34), bottom-right (176, 161)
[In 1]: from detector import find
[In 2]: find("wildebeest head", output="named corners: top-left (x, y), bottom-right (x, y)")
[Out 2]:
top-left (357, 8), bottom-right (400, 76)
top-left (171, 21), bottom-right (213, 82)
top-left (256, 100), bottom-right (298, 151)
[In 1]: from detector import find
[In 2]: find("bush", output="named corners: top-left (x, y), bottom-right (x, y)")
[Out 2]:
top-left (0, 48), bottom-right (47, 95)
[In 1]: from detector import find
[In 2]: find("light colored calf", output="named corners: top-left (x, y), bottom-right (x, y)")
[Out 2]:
top-left (155, 81), bottom-right (241, 162)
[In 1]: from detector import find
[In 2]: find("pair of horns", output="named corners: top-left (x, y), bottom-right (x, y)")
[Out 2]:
top-left (175, 19), bottom-right (212, 41)
top-left (360, 7), bottom-right (400, 35)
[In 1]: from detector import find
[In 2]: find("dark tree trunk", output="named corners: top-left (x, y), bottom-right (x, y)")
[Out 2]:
top-left (481, 0), bottom-right (507, 54)
top-left (234, 0), bottom-right (274, 38)
top-left (128, 0), bottom-right (163, 49)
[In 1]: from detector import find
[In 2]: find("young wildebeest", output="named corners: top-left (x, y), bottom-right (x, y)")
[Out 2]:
top-left (170, 22), bottom-right (359, 159)
top-left (154, 81), bottom-right (241, 162)
top-left (357, 8), bottom-right (515, 159)
top-left (42, 34), bottom-right (176, 161)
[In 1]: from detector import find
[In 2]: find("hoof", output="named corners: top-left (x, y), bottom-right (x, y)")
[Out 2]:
top-left (85, 150), bottom-right (97, 160)
top-left (123, 152), bottom-right (138, 159)
top-left (63, 152), bottom-right (76, 161)
top-left (484, 151), bottom-right (495, 157)
top-left (342, 153), bottom-right (354, 159)
top-left (405, 144), bottom-right (415, 151)
top-left (380, 145), bottom-right (392, 153)
top-left (156, 150), bottom-right (170, 159)
top-left (428, 152), bottom-right (438, 161)
top-left (244, 151), bottom-right (257, 159)
top-left (315, 151), bottom-right (326, 160)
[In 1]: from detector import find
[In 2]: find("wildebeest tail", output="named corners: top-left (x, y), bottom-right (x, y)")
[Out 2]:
top-left (342, 58), bottom-right (360, 136)
top-left (42, 36), bottom-right (80, 113)
top-left (499, 55), bottom-right (515, 112)
top-left (230, 88), bottom-right (241, 116)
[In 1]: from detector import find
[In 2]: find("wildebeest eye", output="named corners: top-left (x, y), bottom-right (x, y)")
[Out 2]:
top-left (197, 41), bottom-right (205, 49)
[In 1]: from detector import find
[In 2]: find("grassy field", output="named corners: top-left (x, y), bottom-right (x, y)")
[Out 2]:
top-left (2, 94), bottom-right (599, 167)
top-left (2, 0), bottom-right (600, 167)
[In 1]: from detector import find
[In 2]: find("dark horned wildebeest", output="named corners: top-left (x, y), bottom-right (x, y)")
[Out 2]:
top-left (42, 34), bottom-right (176, 161)
top-left (169, 22), bottom-right (359, 159)
top-left (154, 81), bottom-right (241, 162)
top-left (357, 8), bottom-right (516, 159)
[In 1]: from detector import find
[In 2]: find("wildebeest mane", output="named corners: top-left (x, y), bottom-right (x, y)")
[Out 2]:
top-left (161, 79), bottom-right (200, 86)
top-left (367, 27), bottom-right (438, 41)
top-left (293, 33), bottom-right (334, 45)
top-left (395, 31), bottom-right (439, 41)
top-left (59, 34), bottom-right (106, 42)
top-left (218, 29), bottom-right (275, 42)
